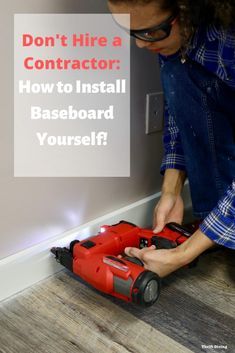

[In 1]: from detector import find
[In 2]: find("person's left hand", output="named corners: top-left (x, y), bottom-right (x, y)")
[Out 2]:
top-left (124, 245), bottom-right (184, 278)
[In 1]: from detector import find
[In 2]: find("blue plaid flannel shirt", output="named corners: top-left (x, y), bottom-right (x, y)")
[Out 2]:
top-left (160, 25), bottom-right (235, 249)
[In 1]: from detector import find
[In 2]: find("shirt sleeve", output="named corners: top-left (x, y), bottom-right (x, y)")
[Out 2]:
top-left (199, 181), bottom-right (235, 249)
top-left (160, 102), bottom-right (186, 174)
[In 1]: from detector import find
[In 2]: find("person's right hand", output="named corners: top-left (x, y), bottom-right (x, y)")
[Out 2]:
top-left (153, 192), bottom-right (184, 233)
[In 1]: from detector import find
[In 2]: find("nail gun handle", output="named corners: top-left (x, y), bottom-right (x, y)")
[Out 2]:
top-left (166, 222), bottom-right (193, 238)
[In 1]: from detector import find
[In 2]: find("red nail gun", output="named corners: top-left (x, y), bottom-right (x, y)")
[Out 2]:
top-left (51, 221), bottom-right (193, 306)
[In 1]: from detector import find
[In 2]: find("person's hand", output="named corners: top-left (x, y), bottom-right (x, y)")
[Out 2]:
top-left (124, 245), bottom-right (184, 277)
top-left (153, 192), bottom-right (184, 233)
top-left (124, 229), bottom-right (215, 277)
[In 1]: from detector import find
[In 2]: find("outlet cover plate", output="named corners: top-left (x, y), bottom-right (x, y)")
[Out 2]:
top-left (145, 92), bottom-right (164, 134)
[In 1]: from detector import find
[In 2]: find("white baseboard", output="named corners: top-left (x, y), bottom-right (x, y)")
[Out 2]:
top-left (0, 185), bottom-right (191, 302)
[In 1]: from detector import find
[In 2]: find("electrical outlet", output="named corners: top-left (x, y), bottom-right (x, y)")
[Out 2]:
top-left (145, 92), bottom-right (164, 134)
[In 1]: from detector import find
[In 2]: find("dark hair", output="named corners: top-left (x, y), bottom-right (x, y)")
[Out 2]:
top-left (108, 0), bottom-right (235, 31)
top-left (108, 0), bottom-right (235, 52)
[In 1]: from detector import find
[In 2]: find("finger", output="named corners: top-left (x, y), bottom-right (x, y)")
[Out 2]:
top-left (124, 247), bottom-right (142, 258)
top-left (153, 211), bottom-right (166, 233)
top-left (148, 245), bottom-right (156, 250)
top-left (125, 245), bottom-right (156, 259)
top-left (153, 203), bottom-right (159, 229)
top-left (153, 208), bottom-right (158, 229)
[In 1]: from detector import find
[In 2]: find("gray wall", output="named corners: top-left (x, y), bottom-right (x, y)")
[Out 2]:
top-left (0, 0), bottom-right (164, 259)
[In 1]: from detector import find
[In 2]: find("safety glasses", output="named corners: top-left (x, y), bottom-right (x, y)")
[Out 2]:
top-left (129, 14), bottom-right (178, 42)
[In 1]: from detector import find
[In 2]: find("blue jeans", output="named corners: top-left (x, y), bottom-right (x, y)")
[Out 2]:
top-left (160, 56), bottom-right (235, 218)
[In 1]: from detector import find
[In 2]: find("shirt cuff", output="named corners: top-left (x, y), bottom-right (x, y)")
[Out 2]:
top-left (160, 153), bottom-right (186, 175)
top-left (199, 181), bottom-right (235, 250)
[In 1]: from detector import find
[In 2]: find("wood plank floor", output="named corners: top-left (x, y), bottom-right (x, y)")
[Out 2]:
top-left (0, 273), bottom-right (193, 353)
top-left (110, 249), bottom-right (235, 353)
top-left (0, 248), bottom-right (234, 353)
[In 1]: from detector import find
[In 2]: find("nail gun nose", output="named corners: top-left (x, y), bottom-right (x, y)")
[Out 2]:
top-left (50, 247), bottom-right (73, 271)
top-left (50, 247), bottom-right (57, 255)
